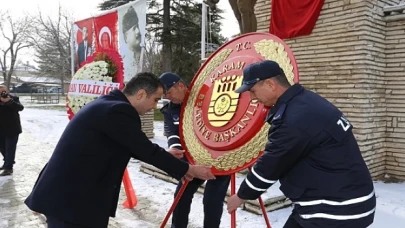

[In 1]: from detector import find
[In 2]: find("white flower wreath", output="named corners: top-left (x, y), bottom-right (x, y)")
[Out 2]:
top-left (67, 60), bottom-right (115, 114)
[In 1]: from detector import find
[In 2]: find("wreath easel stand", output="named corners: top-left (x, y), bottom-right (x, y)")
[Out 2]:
top-left (160, 166), bottom-right (272, 228)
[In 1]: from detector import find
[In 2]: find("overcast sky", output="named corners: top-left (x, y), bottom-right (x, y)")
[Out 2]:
top-left (2, 0), bottom-right (239, 66)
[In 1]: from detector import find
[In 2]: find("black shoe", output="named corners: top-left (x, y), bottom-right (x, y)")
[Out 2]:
top-left (0, 169), bottom-right (13, 176)
top-left (0, 166), bottom-right (4, 170)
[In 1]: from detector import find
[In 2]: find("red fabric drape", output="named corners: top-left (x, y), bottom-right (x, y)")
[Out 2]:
top-left (269, 0), bottom-right (325, 39)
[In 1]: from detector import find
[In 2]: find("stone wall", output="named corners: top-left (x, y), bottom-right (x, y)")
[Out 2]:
top-left (384, 17), bottom-right (405, 179)
top-left (254, 0), bottom-right (405, 179)
top-left (141, 111), bottom-right (155, 138)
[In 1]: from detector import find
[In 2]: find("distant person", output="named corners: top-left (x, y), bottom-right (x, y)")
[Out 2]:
top-left (0, 85), bottom-right (24, 176)
top-left (25, 72), bottom-right (215, 228)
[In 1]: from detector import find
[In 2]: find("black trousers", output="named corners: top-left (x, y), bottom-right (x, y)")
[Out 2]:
top-left (171, 174), bottom-right (231, 228)
top-left (0, 134), bottom-right (19, 169)
top-left (46, 216), bottom-right (93, 228)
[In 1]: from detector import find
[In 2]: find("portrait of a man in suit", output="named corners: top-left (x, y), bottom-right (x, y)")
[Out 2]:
top-left (76, 26), bottom-right (93, 70)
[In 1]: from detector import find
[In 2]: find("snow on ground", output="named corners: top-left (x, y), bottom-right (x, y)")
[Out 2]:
top-left (1, 105), bottom-right (404, 227)
top-left (371, 182), bottom-right (405, 228)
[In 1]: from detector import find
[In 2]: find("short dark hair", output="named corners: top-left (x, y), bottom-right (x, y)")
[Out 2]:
top-left (271, 70), bottom-right (291, 88)
top-left (123, 72), bottom-right (164, 97)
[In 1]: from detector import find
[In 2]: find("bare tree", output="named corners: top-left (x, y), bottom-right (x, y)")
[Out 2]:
top-left (0, 12), bottom-right (33, 88)
top-left (30, 6), bottom-right (73, 95)
top-left (143, 33), bottom-right (162, 74)
top-left (162, 0), bottom-right (172, 72)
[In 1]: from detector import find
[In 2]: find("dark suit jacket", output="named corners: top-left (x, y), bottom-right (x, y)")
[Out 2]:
top-left (25, 89), bottom-right (189, 227)
top-left (0, 95), bottom-right (24, 136)
top-left (77, 41), bottom-right (89, 67)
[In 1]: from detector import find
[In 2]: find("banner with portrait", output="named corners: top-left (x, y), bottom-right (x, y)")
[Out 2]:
top-left (118, 0), bottom-right (147, 82)
top-left (71, 0), bottom-right (146, 81)
top-left (73, 18), bottom-right (95, 72)
top-left (69, 0), bottom-right (146, 119)
top-left (94, 12), bottom-right (119, 52)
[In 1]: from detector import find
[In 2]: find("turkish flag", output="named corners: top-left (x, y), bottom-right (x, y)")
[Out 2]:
top-left (270, 0), bottom-right (325, 39)
top-left (94, 12), bottom-right (119, 52)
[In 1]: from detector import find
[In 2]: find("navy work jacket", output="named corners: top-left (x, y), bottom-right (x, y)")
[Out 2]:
top-left (238, 84), bottom-right (376, 228)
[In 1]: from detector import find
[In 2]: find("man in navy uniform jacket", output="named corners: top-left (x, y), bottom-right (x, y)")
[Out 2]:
top-left (227, 61), bottom-right (376, 228)
top-left (25, 72), bottom-right (215, 228)
top-left (159, 73), bottom-right (231, 228)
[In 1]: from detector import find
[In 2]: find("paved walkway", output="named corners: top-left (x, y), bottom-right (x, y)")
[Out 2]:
top-left (0, 108), bottom-right (157, 228)
top-left (0, 131), bottom-right (128, 228)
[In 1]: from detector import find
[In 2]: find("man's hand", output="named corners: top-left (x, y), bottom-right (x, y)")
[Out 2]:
top-left (227, 194), bottom-right (246, 213)
top-left (184, 173), bottom-right (193, 181)
top-left (167, 148), bottom-right (184, 159)
top-left (186, 165), bottom-right (216, 181)
top-left (181, 173), bottom-right (194, 184)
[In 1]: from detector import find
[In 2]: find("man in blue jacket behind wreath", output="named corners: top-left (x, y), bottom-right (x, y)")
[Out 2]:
top-left (160, 72), bottom-right (231, 228)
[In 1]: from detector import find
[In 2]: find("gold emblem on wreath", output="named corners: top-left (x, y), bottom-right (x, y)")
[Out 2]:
top-left (182, 38), bottom-right (296, 170)
top-left (208, 75), bottom-right (243, 127)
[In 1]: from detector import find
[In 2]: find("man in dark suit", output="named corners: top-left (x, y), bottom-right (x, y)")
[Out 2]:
top-left (0, 85), bottom-right (24, 176)
top-left (76, 26), bottom-right (91, 70)
top-left (25, 72), bottom-right (215, 228)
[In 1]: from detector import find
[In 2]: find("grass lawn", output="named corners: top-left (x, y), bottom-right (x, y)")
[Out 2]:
top-left (154, 109), bottom-right (164, 121)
